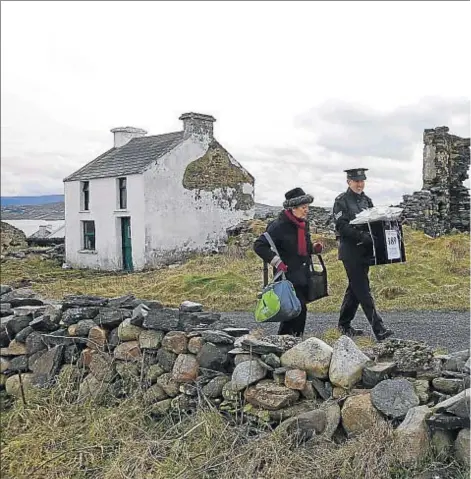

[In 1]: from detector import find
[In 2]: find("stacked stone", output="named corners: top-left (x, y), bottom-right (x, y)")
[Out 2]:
top-left (1, 284), bottom-right (469, 467)
top-left (1, 244), bottom-right (65, 264)
top-left (399, 127), bottom-right (470, 236)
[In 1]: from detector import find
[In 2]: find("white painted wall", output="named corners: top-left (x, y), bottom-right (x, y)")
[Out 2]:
top-left (142, 135), bottom-right (255, 267)
top-left (3, 220), bottom-right (64, 237)
top-left (64, 174), bottom-right (146, 270)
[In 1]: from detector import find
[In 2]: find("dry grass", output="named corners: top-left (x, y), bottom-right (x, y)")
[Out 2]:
top-left (1, 380), bottom-right (468, 479)
top-left (1, 228), bottom-right (469, 313)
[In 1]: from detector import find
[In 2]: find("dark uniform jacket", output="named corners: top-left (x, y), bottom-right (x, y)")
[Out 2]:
top-left (333, 188), bottom-right (374, 263)
top-left (253, 211), bottom-right (314, 287)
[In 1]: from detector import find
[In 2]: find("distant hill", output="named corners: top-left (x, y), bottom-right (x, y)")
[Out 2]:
top-left (1, 202), bottom-right (65, 220)
top-left (1, 195), bottom-right (64, 206)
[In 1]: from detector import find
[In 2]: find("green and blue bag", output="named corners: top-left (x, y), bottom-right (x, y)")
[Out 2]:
top-left (254, 233), bottom-right (302, 323)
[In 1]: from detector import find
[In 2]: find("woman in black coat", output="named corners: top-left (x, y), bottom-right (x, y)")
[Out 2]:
top-left (253, 187), bottom-right (323, 337)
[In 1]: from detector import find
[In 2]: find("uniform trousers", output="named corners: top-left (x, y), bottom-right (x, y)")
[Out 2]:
top-left (278, 285), bottom-right (308, 337)
top-left (338, 259), bottom-right (386, 336)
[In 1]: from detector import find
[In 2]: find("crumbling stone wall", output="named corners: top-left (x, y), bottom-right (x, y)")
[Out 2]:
top-left (400, 127), bottom-right (470, 236)
top-left (0, 221), bottom-right (27, 254)
top-left (1, 285), bottom-right (469, 467)
top-left (183, 141), bottom-right (254, 211)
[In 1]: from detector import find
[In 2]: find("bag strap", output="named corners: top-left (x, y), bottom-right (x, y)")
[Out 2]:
top-left (263, 232), bottom-right (286, 282)
top-left (263, 232), bottom-right (280, 257)
top-left (310, 254), bottom-right (326, 272)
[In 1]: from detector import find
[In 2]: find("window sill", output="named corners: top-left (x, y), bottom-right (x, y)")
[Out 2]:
top-left (79, 210), bottom-right (91, 213)
top-left (114, 210), bottom-right (129, 213)
top-left (78, 249), bottom-right (97, 255)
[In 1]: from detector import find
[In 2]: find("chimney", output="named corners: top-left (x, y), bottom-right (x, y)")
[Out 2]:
top-left (110, 126), bottom-right (147, 148)
top-left (179, 112), bottom-right (216, 140)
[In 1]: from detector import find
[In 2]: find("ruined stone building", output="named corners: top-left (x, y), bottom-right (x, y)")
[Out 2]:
top-left (63, 113), bottom-right (255, 271)
top-left (399, 126), bottom-right (470, 237)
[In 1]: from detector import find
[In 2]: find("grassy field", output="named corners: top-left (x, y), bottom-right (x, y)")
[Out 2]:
top-left (1, 383), bottom-right (468, 479)
top-left (1, 227), bottom-right (469, 313)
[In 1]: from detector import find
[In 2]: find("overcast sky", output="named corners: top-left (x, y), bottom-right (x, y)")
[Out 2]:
top-left (1, 1), bottom-right (470, 207)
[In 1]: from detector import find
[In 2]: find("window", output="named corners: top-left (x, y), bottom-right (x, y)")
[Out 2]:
top-left (82, 221), bottom-right (95, 250)
top-left (118, 177), bottom-right (127, 209)
top-left (81, 181), bottom-right (90, 211)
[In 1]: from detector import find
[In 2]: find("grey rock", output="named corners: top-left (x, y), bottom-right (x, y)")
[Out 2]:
top-left (196, 342), bottom-right (230, 371)
top-left (277, 409), bottom-right (327, 442)
top-left (62, 295), bottom-right (108, 310)
top-left (241, 338), bottom-right (283, 355)
top-left (73, 320), bottom-right (96, 337)
top-left (25, 331), bottom-right (47, 355)
top-left (31, 346), bottom-right (65, 387)
top-left (156, 349), bottom-right (177, 373)
top-left (130, 303), bottom-right (150, 327)
top-left (8, 297), bottom-right (44, 308)
top-left (222, 327), bottom-right (250, 337)
top-left (5, 355), bottom-right (29, 374)
top-left (371, 378), bottom-right (420, 419)
top-left (432, 389), bottom-right (470, 418)
top-left (454, 428), bottom-right (470, 467)
top-left (94, 308), bottom-right (131, 328)
top-left (179, 311), bottom-right (221, 332)
top-left (443, 349), bottom-right (469, 372)
top-left (127, 299), bottom-right (163, 310)
top-left (200, 330), bottom-right (234, 345)
top-left (15, 326), bottom-right (34, 343)
top-left (63, 344), bottom-right (82, 365)
top-left (13, 305), bottom-right (48, 318)
top-left (107, 294), bottom-right (136, 309)
top-left (202, 375), bottom-right (230, 398)
top-left (432, 378), bottom-right (464, 395)
top-left (30, 314), bottom-right (60, 332)
top-left (310, 377), bottom-right (331, 400)
top-left (108, 328), bottom-right (120, 350)
top-left (426, 414), bottom-right (470, 431)
top-left (0, 303), bottom-right (13, 317)
top-left (6, 315), bottom-right (33, 337)
top-left (62, 307), bottom-right (99, 326)
top-left (0, 285), bottom-right (12, 296)
top-left (143, 308), bottom-right (181, 332)
top-left (362, 362), bottom-right (396, 388)
top-left (262, 353), bottom-right (281, 369)
top-left (232, 360), bottom-right (267, 391)
top-left (180, 301), bottom-right (203, 313)
top-left (1, 288), bottom-right (36, 303)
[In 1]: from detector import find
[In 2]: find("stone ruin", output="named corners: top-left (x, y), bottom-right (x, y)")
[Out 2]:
top-left (1, 284), bottom-right (470, 467)
top-left (400, 126), bottom-right (471, 237)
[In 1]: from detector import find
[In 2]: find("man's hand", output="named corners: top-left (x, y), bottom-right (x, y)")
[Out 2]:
top-left (313, 242), bottom-right (323, 254)
top-left (276, 262), bottom-right (288, 273)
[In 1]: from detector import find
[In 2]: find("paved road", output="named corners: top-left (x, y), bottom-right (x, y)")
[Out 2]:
top-left (220, 310), bottom-right (470, 353)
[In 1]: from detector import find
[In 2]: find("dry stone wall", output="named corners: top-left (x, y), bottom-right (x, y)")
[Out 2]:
top-left (0, 284), bottom-right (469, 466)
top-left (400, 127), bottom-right (470, 237)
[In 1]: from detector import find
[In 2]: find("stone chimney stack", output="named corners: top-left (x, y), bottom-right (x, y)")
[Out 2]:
top-left (110, 126), bottom-right (147, 148)
top-left (179, 112), bottom-right (216, 140)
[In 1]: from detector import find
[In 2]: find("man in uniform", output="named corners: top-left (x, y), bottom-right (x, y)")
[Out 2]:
top-left (333, 168), bottom-right (393, 341)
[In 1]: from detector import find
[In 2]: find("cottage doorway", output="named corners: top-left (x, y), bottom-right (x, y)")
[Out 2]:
top-left (120, 217), bottom-right (133, 272)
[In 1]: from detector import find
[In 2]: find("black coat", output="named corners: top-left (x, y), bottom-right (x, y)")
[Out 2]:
top-left (253, 211), bottom-right (314, 287)
top-left (333, 187), bottom-right (374, 263)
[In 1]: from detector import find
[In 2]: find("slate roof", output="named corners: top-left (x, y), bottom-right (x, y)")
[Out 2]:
top-left (64, 131), bottom-right (184, 182)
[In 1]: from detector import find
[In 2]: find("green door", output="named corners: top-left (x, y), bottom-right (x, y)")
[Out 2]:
top-left (121, 217), bottom-right (133, 272)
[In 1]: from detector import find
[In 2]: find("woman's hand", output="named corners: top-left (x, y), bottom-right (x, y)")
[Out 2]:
top-left (276, 261), bottom-right (288, 272)
top-left (313, 242), bottom-right (323, 254)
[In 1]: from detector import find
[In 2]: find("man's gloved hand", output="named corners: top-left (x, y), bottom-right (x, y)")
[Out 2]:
top-left (313, 242), bottom-right (323, 254)
top-left (276, 261), bottom-right (288, 273)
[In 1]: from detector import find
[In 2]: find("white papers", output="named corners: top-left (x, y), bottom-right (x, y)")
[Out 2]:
top-left (349, 206), bottom-right (403, 225)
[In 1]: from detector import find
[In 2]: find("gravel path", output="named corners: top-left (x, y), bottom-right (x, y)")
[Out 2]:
top-left (220, 310), bottom-right (470, 353)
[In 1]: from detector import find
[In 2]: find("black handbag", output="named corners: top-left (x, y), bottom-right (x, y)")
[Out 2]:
top-left (306, 254), bottom-right (328, 303)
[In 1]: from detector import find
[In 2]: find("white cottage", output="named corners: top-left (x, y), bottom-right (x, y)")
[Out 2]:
top-left (63, 113), bottom-right (255, 271)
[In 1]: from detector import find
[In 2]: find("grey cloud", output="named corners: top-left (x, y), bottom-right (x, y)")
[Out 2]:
top-left (295, 96), bottom-right (470, 161)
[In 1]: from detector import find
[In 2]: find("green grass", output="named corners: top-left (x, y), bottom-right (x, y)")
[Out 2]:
top-left (1, 227), bottom-right (469, 312)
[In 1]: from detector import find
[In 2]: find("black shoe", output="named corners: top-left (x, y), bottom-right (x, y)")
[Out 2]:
top-left (375, 329), bottom-right (394, 341)
top-left (339, 326), bottom-right (364, 337)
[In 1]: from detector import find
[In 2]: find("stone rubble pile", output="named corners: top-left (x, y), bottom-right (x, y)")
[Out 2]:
top-left (399, 127), bottom-right (470, 236)
top-left (1, 244), bottom-right (65, 263)
top-left (0, 284), bottom-right (469, 467)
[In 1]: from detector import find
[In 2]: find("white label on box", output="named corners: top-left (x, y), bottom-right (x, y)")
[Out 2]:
top-left (385, 229), bottom-right (401, 260)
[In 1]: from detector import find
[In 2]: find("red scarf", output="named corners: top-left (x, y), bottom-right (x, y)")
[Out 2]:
top-left (284, 209), bottom-right (308, 256)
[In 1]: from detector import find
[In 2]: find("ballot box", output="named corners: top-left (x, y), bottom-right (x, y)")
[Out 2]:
top-left (357, 220), bottom-right (406, 266)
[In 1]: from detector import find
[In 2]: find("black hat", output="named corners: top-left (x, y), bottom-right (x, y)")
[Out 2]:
top-left (283, 187), bottom-right (314, 209)
top-left (344, 168), bottom-right (368, 181)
